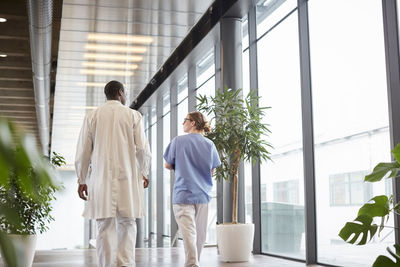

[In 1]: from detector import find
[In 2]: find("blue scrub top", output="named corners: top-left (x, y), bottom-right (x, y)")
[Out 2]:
top-left (163, 133), bottom-right (221, 204)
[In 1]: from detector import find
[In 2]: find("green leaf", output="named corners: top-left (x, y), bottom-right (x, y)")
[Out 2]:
top-left (394, 201), bottom-right (400, 215)
top-left (373, 255), bottom-right (400, 267)
top-left (372, 245), bottom-right (400, 267)
top-left (339, 214), bottom-right (378, 245)
top-left (392, 143), bottom-right (400, 164)
top-left (358, 195), bottom-right (390, 218)
top-left (364, 162), bottom-right (400, 182)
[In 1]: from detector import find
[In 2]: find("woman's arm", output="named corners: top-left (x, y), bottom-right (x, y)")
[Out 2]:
top-left (165, 162), bottom-right (174, 170)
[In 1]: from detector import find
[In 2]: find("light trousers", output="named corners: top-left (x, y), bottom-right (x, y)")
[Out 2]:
top-left (96, 213), bottom-right (137, 267)
top-left (173, 204), bottom-right (208, 267)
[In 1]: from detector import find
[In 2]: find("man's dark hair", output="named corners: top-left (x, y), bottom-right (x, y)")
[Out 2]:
top-left (104, 80), bottom-right (124, 99)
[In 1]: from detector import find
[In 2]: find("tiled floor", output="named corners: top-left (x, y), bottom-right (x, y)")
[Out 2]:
top-left (0, 247), bottom-right (323, 267)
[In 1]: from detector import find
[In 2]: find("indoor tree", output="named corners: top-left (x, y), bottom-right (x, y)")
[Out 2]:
top-left (197, 87), bottom-right (272, 224)
top-left (0, 118), bottom-right (59, 266)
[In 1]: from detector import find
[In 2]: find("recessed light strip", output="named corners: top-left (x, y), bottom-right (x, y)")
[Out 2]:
top-left (84, 53), bottom-right (143, 62)
top-left (80, 69), bottom-right (134, 76)
top-left (82, 61), bottom-right (138, 70)
top-left (87, 33), bottom-right (153, 44)
top-left (76, 82), bottom-right (126, 88)
top-left (76, 82), bottom-right (106, 87)
top-left (85, 44), bottom-right (147, 53)
top-left (70, 106), bottom-right (98, 110)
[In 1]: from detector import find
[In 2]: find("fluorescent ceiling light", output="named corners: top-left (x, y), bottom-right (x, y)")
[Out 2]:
top-left (82, 61), bottom-right (138, 70)
top-left (0, 54), bottom-right (7, 58)
top-left (76, 82), bottom-right (126, 88)
top-left (80, 69), bottom-right (134, 77)
top-left (76, 82), bottom-right (107, 88)
top-left (70, 106), bottom-right (98, 110)
top-left (84, 53), bottom-right (143, 62)
top-left (87, 33), bottom-right (154, 44)
top-left (0, 18), bottom-right (7, 23)
top-left (85, 44), bottom-right (147, 53)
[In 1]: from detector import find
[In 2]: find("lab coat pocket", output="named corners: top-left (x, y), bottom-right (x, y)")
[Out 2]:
top-left (118, 167), bottom-right (131, 180)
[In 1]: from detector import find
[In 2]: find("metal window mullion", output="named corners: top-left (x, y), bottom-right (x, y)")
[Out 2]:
top-left (215, 40), bottom-right (224, 224)
top-left (248, 4), bottom-right (262, 254)
top-left (156, 97), bottom-right (164, 247)
top-left (170, 83), bottom-right (179, 247)
top-left (382, 0), bottom-right (400, 245)
top-left (297, 0), bottom-right (317, 264)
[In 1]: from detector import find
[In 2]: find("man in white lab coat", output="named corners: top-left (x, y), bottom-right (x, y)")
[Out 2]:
top-left (75, 80), bottom-right (151, 267)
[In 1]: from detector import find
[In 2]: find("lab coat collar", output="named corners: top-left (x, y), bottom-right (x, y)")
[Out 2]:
top-left (106, 100), bottom-right (123, 106)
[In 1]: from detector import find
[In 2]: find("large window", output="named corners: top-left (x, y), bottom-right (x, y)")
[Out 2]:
top-left (177, 75), bottom-right (188, 136)
top-left (162, 92), bottom-right (171, 245)
top-left (143, 113), bottom-right (149, 242)
top-left (256, 2), bottom-right (305, 259)
top-left (150, 108), bottom-right (157, 247)
top-left (196, 51), bottom-right (215, 100)
top-left (36, 170), bottom-right (84, 249)
top-left (273, 180), bottom-right (299, 204)
top-left (195, 50), bottom-right (217, 245)
top-left (256, 0), bottom-right (297, 39)
top-left (308, 0), bottom-right (392, 265)
top-left (242, 17), bottom-right (253, 223)
top-left (329, 171), bottom-right (372, 206)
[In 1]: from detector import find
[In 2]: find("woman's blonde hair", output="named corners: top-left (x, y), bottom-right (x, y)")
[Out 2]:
top-left (188, 111), bottom-right (211, 133)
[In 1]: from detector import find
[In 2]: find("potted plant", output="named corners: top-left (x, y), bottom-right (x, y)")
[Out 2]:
top-left (339, 143), bottom-right (400, 267)
top-left (0, 118), bottom-right (63, 267)
top-left (197, 87), bottom-right (272, 262)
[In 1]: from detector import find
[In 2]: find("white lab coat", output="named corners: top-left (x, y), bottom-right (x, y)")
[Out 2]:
top-left (75, 100), bottom-right (151, 219)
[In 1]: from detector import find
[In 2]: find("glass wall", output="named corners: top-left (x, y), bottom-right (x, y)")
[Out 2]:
top-left (137, 1), bottom-right (400, 266)
top-left (242, 15), bottom-right (253, 223)
top-left (308, 0), bottom-right (392, 266)
top-left (177, 75), bottom-right (188, 136)
top-left (143, 113), bottom-right (149, 242)
top-left (196, 51), bottom-right (215, 100)
top-left (36, 170), bottom-right (84, 249)
top-left (162, 92), bottom-right (171, 245)
top-left (195, 50), bottom-right (217, 245)
top-left (256, 0), bottom-right (305, 259)
top-left (150, 107), bottom-right (157, 247)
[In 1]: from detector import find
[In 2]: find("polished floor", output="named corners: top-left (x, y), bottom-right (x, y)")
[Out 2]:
top-left (0, 247), bottom-right (323, 266)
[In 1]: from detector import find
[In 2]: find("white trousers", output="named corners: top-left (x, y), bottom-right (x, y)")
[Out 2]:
top-left (96, 214), bottom-right (137, 267)
top-left (173, 204), bottom-right (208, 267)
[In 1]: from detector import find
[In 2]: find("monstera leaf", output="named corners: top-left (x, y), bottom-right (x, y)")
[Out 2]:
top-left (339, 214), bottom-right (378, 245)
top-left (372, 245), bottom-right (400, 267)
top-left (358, 195), bottom-right (390, 236)
top-left (358, 195), bottom-right (390, 217)
top-left (365, 143), bottom-right (400, 183)
top-left (364, 162), bottom-right (400, 182)
top-left (392, 143), bottom-right (400, 164)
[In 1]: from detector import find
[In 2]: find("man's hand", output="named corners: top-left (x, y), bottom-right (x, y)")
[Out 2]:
top-left (143, 176), bottom-right (149, 188)
top-left (78, 184), bottom-right (88, 201)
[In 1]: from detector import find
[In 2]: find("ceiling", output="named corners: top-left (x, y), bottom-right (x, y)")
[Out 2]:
top-left (0, 0), bottom-right (62, 146)
top-left (50, 0), bottom-right (213, 165)
top-left (0, 0), bottom-right (214, 164)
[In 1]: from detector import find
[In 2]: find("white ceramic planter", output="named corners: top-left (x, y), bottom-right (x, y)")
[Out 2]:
top-left (216, 223), bottom-right (254, 262)
top-left (1, 234), bottom-right (37, 267)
